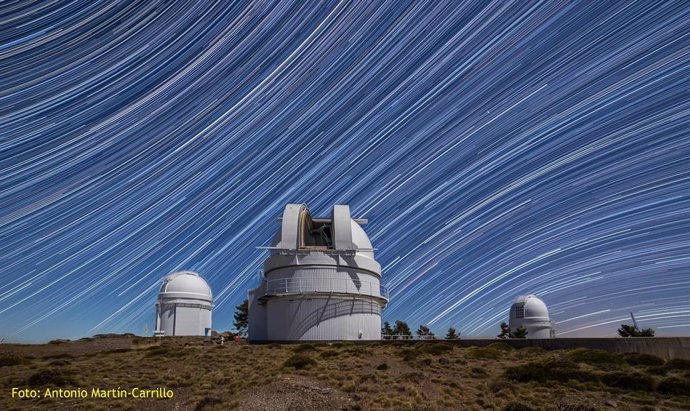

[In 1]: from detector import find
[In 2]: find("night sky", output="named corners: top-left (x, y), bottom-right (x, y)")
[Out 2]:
top-left (1, 1), bottom-right (689, 342)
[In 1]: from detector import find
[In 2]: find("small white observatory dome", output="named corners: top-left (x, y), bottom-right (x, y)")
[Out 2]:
top-left (154, 271), bottom-right (213, 337)
top-left (508, 294), bottom-right (555, 339)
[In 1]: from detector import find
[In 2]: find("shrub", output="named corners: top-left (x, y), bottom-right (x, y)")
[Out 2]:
top-left (601, 372), bottom-right (655, 391)
top-left (144, 346), bottom-right (171, 357)
top-left (400, 372), bottom-right (424, 383)
top-left (470, 367), bottom-right (488, 377)
top-left (319, 350), bottom-right (339, 358)
top-left (620, 353), bottom-right (664, 367)
top-left (292, 343), bottom-right (317, 353)
top-left (0, 356), bottom-right (30, 367)
top-left (645, 366), bottom-right (667, 376)
top-left (194, 396), bottom-right (223, 411)
top-left (466, 347), bottom-right (502, 360)
top-left (420, 343), bottom-right (454, 355)
top-left (566, 349), bottom-right (625, 369)
top-left (665, 358), bottom-right (690, 371)
top-left (657, 377), bottom-right (690, 395)
top-left (503, 360), bottom-right (599, 384)
top-left (44, 353), bottom-right (74, 360)
top-left (399, 348), bottom-right (422, 361)
top-left (376, 363), bottom-right (388, 370)
top-left (487, 342), bottom-right (514, 352)
top-left (503, 402), bottom-right (535, 411)
top-left (27, 369), bottom-right (78, 387)
top-left (283, 354), bottom-right (317, 370)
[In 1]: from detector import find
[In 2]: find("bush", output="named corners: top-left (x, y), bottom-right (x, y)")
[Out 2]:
top-left (665, 358), bottom-right (690, 371)
top-left (319, 350), bottom-right (339, 358)
top-left (621, 353), bottom-right (664, 367)
top-left (487, 342), bottom-right (515, 352)
top-left (194, 396), bottom-right (223, 411)
top-left (645, 366), bottom-right (667, 376)
top-left (657, 377), bottom-right (690, 395)
top-left (566, 349), bottom-right (625, 369)
top-left (376, 363), bottom-right (388, 370)
top-left (27, 369), bottom-right (78, 387)
top-left (144, 346), bottom-right (171, 357)
top-left (601, 372), bottom-right (655, 391)
top-left (466, 347), bottom-right (502, 360)
top-left (399, 348), bottom-right (422, 361)
top-left (503, 402), bottom-right (535, 411)
top-left (470, 367), bottom-right (488, 377)
top-left (503, 360), bottom-right (600, 384)
top-left (0, 356), bottom-right (30, 367)
top-left (283, 354), bottom-right (317, 370)
top-left (420, 343), bottom-right (454, 355)
top-left (292, 343), bottom-right (317, 353)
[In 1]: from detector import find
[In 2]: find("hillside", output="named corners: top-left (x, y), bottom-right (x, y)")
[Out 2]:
top-left (1, 336), bottom-right (690, 410)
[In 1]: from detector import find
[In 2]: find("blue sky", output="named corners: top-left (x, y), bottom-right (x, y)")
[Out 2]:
top-left (1, 1), bottom-right (689, 342)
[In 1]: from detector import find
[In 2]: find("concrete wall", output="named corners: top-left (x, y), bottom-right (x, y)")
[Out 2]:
top-left (265, 297), bottom-right (381, 341)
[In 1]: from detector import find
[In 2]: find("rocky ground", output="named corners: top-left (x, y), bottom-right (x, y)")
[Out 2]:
top-left (1, 335), bottom-right (689, 410)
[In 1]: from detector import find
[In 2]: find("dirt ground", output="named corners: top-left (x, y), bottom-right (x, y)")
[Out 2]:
top-left (1, 336), bottom-right (689, 410)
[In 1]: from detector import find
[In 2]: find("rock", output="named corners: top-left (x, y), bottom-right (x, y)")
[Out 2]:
top-left (605, 400), bottom-right (617, 408)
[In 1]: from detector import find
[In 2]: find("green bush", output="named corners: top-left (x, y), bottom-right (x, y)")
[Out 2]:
top-left (657, 377), bottom-right (690, 395)
top-left (620, 353), bottom-right (664, 367)
top-left (470, 367), bottom-right (488, 377)
top-left (319, 350), bottom-right (339, 358)
top-left (466, 347), bottom-right (502, 360)
top-left (26, 369), bottom-right (78, 387)
top-left (601, 372), bottom-right (655, 391)
top-left (487, 342), bottom-right (515, 352)
top-left (0, 356), bottom-right (30, 367)
top-left (645, 366), bottom-right (667, 376)
top-left (283, 354), bottom-right (317, 370)
top-left (420, 343), bottom-right (454, 355)
top-left (399, 348), bottom-right (422, 361)
top-left (503, 402), bottom-right (535, 411)
top-left (144, 346), bottom-right (171, 357)
top-left (664, 358), bottom-right (690, 371)
top-left (566, 349), bottom-right (625, 369)
top-left (503, 359), bottom-right (600, 384)
top-left (292, 343), bottom-right (317, 353)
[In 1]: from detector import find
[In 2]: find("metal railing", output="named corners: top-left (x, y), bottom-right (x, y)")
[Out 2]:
top-left (261, 277), bottom-right (389, 300)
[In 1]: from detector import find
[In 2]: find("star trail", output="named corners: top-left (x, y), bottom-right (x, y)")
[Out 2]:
top-left (1, 1), bottom-right (689, 342)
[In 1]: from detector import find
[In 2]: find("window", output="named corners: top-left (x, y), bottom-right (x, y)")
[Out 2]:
top-left (514, 303), bottom-right (525, 318)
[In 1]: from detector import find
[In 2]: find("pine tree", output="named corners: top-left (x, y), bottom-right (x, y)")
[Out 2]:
top-left (445, 327), bottom-right (459, 340)
top-left (511, 326), bottom-right (528, 339)
top-left (497, 322), bottom-right (511, 339)
top-left (381, 321), bottom-right (394, 339)
top-left (393, 320), bottom-right (412, 340)
top-left (618, 323), bottom-right (655, 337)
top-left (416, 324), bottom-right (435, 339)
top-left (233, 299), bottom-right (249, 337)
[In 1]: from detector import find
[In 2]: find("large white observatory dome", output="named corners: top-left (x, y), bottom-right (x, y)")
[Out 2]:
top-left (248, 204), bottom-right (388, 341)
top-left (154, 271), bottom-right (213, 337)
top-left (508, 294), bottom-right (555, 339)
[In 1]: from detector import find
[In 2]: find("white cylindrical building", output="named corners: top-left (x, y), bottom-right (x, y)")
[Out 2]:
top-left (154, 271), bottom-right (213, 337)
top-left (248, 204), bottom-right (389, 341)
top-left (508, 294), bottom-right (554, 339)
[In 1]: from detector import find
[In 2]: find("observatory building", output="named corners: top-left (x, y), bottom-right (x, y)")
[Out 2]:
top-left (154, 271), bottom-right (213, 337)
top-left (508, 294), bottom-right (555, 339)
top-left (248, 204), bottom-right (389, 341)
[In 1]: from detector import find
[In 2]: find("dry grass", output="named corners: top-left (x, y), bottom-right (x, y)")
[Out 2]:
top-left (1, 337), bottom-right (689, 410)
